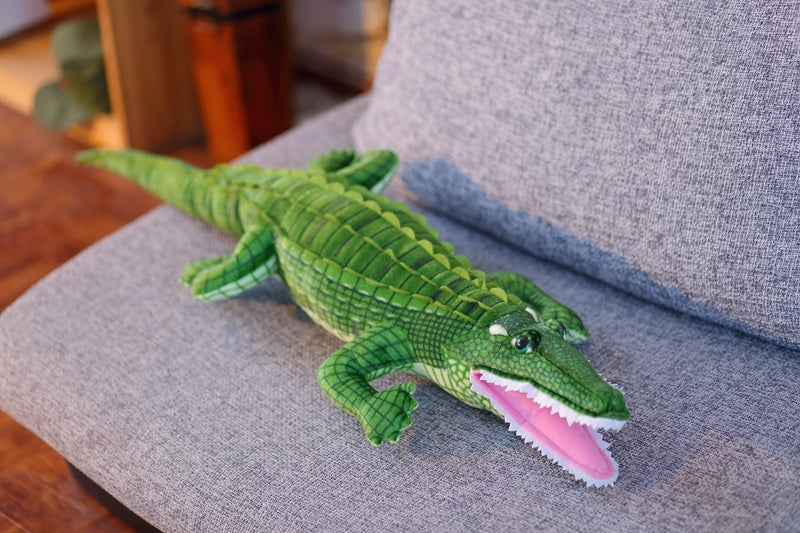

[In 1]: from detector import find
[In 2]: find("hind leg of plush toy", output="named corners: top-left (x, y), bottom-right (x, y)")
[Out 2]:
top-left (180, 223), bottom-right (278, 301)
top-left (486, 271), bottom-right (589, 344)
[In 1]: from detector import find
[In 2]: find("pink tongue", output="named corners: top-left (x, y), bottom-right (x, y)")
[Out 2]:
top-left (476, 375), bottom-right (615, 482)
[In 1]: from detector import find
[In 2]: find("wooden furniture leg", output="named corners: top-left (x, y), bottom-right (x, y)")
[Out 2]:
top-left (178, 0), bottom-right (293, 162)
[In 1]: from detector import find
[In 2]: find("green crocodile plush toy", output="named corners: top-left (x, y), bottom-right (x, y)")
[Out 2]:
top-left (77, 148), bottom-right (629, 486)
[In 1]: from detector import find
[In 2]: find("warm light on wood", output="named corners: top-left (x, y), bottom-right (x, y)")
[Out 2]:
top-left (96, 0), bottom-right (203, 150)
top-left (0, 0), bottom-right (203, 151)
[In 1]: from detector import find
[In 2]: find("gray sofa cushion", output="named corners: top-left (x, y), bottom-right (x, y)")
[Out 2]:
top-left (1, 96), bottom-right (799, 531)
top-left (401, 158), bottom-right (788, 349)
top-left (353, 1), bottom-right (800, 349)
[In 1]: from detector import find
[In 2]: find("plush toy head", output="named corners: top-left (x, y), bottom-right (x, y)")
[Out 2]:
top-left (446, 307), bottom-right (628, 486)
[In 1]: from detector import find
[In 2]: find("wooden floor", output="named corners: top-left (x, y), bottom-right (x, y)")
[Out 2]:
top-left (0, 103), bottom-right (211, 532)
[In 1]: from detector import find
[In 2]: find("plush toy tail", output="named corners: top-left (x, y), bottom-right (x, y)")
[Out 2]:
top-left (77, 148), bottom-right (245, 236)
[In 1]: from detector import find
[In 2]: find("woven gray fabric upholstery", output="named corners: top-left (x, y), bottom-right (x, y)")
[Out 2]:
top-left (1, 94), bottom-right (799, 530)
top-left (402, 158), bottom-right (784, 348)
top-left (353, 1), bottom-right (800, 348)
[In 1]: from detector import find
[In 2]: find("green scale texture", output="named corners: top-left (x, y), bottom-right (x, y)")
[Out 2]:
top-left (77, 148), bottom-right (628, 461)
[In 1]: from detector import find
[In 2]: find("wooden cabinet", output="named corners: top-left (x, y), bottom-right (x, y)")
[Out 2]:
top-left (178, 0), bottom-right (292, 162)
top-left (0, 0), bottom-right (203, 152)
top-left (95, 0), bottom-right (202, 150)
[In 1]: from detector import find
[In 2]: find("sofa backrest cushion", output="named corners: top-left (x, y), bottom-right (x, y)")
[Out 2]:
top-left (352, 1), bottom-right (800, 348)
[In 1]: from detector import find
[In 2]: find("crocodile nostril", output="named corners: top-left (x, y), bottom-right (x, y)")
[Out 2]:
top-left (606, 388), bottom-right (628, 417)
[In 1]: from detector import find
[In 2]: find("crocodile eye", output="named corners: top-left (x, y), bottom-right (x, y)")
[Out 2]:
top-left (513, 332), bottom-right (540, 353)
top-left (514, 336), bottom-right (530, 352)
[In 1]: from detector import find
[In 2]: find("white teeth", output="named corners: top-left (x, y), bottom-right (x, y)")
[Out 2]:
top-left (472, 369), bottom-right (622, 487)
top-left (527, 425), bottom-right (619, 487)
top-left (475, 370), bottom-right (625, 432)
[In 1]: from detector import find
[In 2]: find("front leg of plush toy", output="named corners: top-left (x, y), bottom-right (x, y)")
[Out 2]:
top-left (486, 271), bottom-right (589, 344)
top-left (317, 324), bottom-right (418, 445)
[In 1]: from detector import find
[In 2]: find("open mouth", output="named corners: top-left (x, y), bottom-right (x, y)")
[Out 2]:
top-left (470, 369), bottom-right (625, 487)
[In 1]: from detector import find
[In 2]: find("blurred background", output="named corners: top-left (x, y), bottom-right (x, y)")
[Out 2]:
top-left (0, 0), bottom-right (389, 161)
top-left (0, 0), bottom-right (388, 529)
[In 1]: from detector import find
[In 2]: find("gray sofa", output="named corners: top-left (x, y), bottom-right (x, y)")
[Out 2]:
top-left (1, 1), bottom-right (798, 531)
